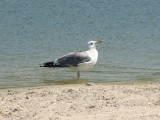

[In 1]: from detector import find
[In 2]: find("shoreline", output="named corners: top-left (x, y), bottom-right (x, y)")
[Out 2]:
top-left (0, 83), bottom-right (160, 120)
top-left (0, 80), bottom-right (159, 90)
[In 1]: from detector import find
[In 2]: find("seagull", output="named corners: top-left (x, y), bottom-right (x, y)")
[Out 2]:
top-left (40, 40), bottom-right (102, 78)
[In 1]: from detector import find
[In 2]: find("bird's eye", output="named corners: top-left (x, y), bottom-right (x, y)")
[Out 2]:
top-left (90, 43), bottom-right (93, 45)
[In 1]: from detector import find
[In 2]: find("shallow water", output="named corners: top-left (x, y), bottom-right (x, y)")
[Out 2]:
top-left (0, 0), bottom-right (160, 88)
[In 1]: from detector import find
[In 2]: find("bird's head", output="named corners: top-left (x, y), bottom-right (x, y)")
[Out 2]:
top-left (87, 40), bottom-right (102, 49)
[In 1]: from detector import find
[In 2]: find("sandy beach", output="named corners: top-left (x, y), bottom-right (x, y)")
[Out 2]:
top-left (0, 83), bottom-right (160, 120)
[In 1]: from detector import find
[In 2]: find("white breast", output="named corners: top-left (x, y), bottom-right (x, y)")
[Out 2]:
top-left (78, 48), bottom-right (98, 70)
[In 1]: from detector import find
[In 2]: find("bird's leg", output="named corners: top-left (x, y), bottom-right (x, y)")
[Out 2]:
top-left (77, 71), bottom-right (80, 79)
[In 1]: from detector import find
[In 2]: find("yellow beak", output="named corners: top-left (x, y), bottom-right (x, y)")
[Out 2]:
top-left (95, 40), bottom-right (102, 44)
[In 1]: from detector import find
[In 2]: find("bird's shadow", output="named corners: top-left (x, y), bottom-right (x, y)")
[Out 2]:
top-left (42, 78), bottom-right (89, 85)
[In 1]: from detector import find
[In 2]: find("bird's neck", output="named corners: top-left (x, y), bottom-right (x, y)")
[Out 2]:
top-left (87, 46), bottom-right (98, 56)
top-left (89, 45), bottom-right (96, 50)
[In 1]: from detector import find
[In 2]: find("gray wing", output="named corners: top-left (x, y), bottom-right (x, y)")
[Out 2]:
top-left (55, 51), bottom-right (91, 67)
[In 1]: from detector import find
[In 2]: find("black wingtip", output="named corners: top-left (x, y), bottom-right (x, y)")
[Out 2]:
top-left (40, 64), bottom-right (43, 67)
top-left (40, 61), bottom-right (55, 67)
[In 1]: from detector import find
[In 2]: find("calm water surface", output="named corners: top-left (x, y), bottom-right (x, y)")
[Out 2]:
top-left (0, 0), bottom-right (160, 88)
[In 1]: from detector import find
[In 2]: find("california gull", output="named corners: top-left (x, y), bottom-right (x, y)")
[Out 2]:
top-left (40, 40), bottom-right (102, 78)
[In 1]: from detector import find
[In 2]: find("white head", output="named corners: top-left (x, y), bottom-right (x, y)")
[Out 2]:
top-left (87, 40), bottom-right (102, 49)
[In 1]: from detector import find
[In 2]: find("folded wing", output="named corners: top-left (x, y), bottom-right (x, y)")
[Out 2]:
top-left (55, 51), bottom-right (91, 67)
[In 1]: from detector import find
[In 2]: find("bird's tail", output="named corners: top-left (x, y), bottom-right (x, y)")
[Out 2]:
top-left (40, 61), bottom-right (59, 67)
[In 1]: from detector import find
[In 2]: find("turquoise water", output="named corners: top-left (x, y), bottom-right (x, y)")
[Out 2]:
top-left (0, 0), bottom-right (160, 88)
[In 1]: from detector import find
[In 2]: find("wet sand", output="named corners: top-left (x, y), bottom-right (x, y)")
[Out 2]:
top-left (0, 83), bottom-right (160, 120)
